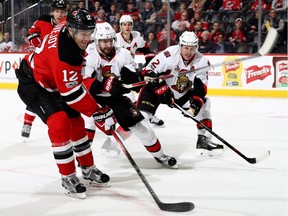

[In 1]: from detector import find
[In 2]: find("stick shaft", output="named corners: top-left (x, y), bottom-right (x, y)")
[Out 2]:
top-left (111, 131), bottom-right (166, 204)
top-left (110, 130), bottom-right (195, 212)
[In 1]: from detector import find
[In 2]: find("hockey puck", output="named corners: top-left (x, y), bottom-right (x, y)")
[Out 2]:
top-left (101, 173), bottom-right (110, 183)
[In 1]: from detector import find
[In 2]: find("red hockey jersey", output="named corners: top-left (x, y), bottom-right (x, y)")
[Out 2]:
top-left (28, 15), bottom-right (66, 47)
top-left (26, 21), bottom-right (99, 117)
top-left (28, 15), bottom-right (55, 47)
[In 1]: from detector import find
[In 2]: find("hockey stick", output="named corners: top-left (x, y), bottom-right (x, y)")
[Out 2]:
top-left (111, 130), bottom-right (195, 212)
top-left (174, 103), bottom-right (270, 164)
top-left (0, 1), bottom-right (44, 24)
top-left (123, 28), bottom-right (278, 89)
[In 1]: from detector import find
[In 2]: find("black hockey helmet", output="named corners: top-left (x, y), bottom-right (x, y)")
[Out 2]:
top-left (66, 8), bottom-right (95, 30)
top-left (51, 0), bottom-right (66, 9)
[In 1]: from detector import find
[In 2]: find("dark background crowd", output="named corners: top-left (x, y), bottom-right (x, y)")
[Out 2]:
top-left (0, 0), bottom-right (287, 54)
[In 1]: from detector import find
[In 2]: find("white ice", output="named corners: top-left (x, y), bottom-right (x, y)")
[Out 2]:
top-left (0, 89), bottom-right (287, 216)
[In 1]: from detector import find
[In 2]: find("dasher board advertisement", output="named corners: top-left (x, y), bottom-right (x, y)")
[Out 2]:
top-left (0, 53), bottom-right (287, 91)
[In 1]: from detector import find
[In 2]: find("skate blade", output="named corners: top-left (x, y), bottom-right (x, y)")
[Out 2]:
top-left (158, 162), bottom-right (179, 169)
top-left (84, 180), bottom-right (111, 188)
top-left (151, 124), bottom-right (165, 128)
top-left (196, 148), bottom-right (224, 157)
top-left (63, 189), bottom-right (86, 199)
top-left (169, 164), bottom-right (179, 169)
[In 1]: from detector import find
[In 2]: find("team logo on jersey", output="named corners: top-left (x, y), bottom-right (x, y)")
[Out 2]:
top-left (171, 75), bottom-right (192, 93)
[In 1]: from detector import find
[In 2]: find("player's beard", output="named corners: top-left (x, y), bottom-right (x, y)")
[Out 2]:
top-left (101, 47), bottom-right (113, 56)
top-left (98, 46), bottom-right (116, 61)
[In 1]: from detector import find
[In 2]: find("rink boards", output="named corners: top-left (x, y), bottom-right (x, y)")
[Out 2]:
top-left (0, 53), bottom-right (287, 98)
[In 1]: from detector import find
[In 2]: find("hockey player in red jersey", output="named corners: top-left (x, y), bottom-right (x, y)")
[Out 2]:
top-left (82, 22), bottom-right (177, 168)
top-left (16, 9), bottom-right (112, 199)
top-left (138, 31), bottom-right (224, 156)
top-left (21, 0), bottom-right (67, 138)
top-left (28, 0), bottom-right (67, 47)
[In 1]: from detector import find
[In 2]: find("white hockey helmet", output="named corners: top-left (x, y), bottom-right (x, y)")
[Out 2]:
top-left (179, 31), bottom-right (199, 48)
top-left (94, 22), bottom-right (116, 42)
top-left (119, 15), bottom-right (133, 26)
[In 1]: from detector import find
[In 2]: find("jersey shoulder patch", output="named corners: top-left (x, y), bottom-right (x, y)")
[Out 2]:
top-left (163, 50), bottom-right (171, 58)
top-left (86, 43), bottom-right (96, 53)
top-left (132, 31), bottom-right (142, 38)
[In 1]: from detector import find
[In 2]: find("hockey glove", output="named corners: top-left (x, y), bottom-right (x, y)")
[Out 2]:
top-left (102, 75), bottom-right (130, 97)
top-left (28, 33), bottom-right (41, 47)
top-left (147, 80), bottom-right (174, 108)
top-left (93, 106), bottom-right (117, 135)
top-left (189, 96), bottom-right (204, 116)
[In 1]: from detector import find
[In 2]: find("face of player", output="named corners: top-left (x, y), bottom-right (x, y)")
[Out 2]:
top-left (98, 38), bottom-right (114, 55)
top-left (71, 29), bottom-right (94, 50)
top-left (180, 45), bottom-right (197, 61)
top-left (121, 22), bottom-right (132, 35)
top-left (52, 9), bottom-right (66, 24)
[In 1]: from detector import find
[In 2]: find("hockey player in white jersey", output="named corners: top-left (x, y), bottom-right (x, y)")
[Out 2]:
top-left (115, 15), bottom-right (164, 126)
top-left (100, 15), bottom-right (164, 155)
top-left (82, 22), bottom-right (177, 168)
top-left (138, 31), bottom-right (224, 156)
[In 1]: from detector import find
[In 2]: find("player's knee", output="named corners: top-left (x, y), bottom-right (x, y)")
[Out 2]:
top-left (46, 111), bottom-right (71, 145)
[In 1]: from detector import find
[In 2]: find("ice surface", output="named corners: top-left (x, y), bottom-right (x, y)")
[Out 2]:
top-left (0, 89), bottom-right (287, 216)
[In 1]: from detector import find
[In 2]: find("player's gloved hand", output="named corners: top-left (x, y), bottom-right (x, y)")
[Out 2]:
top-left (93, 106), bottom-right (117, 135)
top-left (29, 34), bottom-right (41, 47)
top-left (147, 80), bottom-right (174, 108)
top-left (189, 96), bottom-right (204, 116)
top-left (143, 70), bottom-right (158, 82)
top-left (102, 75), bottom-right (130, 97)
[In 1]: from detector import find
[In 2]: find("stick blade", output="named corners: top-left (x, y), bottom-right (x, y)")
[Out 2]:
top-left (247, 150), bottom-right (271, 164)
top-left (158, 201), bottom-right (195, 212)
top-left (258, 28), bottom-right (278, 56)
top-left (256, 150), bottom-right (271, 163)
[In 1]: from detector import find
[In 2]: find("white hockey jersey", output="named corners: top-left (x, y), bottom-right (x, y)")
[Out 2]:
top-left (144, 45), bottom-right (210, 100)
top-left (83, 43), bottom-right (136, 97)
top-left (115, 31), bottom-right (147, 56)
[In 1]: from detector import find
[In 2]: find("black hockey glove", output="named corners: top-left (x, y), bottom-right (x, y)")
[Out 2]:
top-left (102, 75), bottom-right (130, 97)
top-left (189, 96), bottom-right (204, 116)
top-left (93, 106), bottom-right (116, 135)
top-left (147, 80), bottom-right (174, 108)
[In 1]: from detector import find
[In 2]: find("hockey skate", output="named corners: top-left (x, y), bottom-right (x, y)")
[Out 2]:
top-left (21, 124), bottom-right (31, 138)
top-left (196, 135), bottom-right (224, 156)
top-left (62, 173), bottom-right (86, 199)
top-left (100, 137), bottom-right (121, 158)
top-left (155, 154), bottom-right (178, 169)
top-left (82, 165), bottom-right (111, 188)
top-left (149, 116), bottom-right (164, 126)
